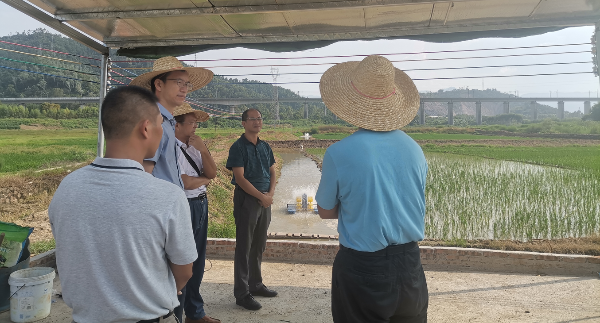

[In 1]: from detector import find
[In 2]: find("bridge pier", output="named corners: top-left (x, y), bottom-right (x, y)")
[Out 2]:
top-left (230, 106), bottom-right (236, 114)
top-left (503, 101), bottom-right (510, 114)
top-left (531, 101), bottom-right (538, 121)
top-left (304, 103), bottom-right (308, 119)
top-left (419, 101), bottom-right (425, 125)
top-left (448, 101), bottom-right (454, 126)
top-left (558, 101), bottom-right (564, 120)
top-left (476, 101), bottom-right (482, 125)
top-left (584, 101), bottom-right (591, 115)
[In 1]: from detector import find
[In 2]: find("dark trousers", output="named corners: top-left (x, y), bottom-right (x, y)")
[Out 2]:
top-left (174, 196), bottom-right (209, 322)
top-left (233, 185), bottom-right (271, 299)
top-left (332, 242), bottom-right (428, 323)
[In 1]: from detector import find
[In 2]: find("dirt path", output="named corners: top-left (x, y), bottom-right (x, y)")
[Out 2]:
top-left (6, 259), bottom-right (598, 323)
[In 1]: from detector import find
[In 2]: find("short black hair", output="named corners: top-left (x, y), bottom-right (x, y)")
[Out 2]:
top-left (241, 108), bottom-right (262, 121)
top-left (150, 72), bottom-right (172, 94)
top-left (174, 114), bottom-right (186, 124)
top-left (101, 86), bottom-right (159, 140)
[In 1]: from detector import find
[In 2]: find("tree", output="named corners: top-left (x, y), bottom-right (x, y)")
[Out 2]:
top-left (583, 103), bottom-right (600, 121)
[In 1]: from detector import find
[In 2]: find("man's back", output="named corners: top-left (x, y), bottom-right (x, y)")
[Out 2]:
top-left (49, 158), bottom-right (197, 323)
top-left (316, 129), bottom-right (428, 252)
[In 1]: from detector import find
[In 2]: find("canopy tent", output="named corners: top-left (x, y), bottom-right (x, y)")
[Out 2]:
top-left (3, 0), bottom-right (600, 57)
top-left (2, 0), bottom-right (600, 155)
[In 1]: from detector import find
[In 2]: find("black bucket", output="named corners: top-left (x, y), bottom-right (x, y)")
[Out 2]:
top-left (0, 239), bottom-right (30, 312)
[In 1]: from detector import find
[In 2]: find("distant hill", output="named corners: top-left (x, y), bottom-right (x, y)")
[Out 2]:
top-left (0, 29), bottom-right (583, 121)
top-left (0, 29), bottom-right (333, 121)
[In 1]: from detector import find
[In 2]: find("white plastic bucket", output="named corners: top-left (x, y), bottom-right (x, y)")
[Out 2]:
top-left (8, 267), bottom-right (55, 322)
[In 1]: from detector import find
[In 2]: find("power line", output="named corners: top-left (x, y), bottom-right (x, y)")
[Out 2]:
top-left (0, 46), bottom-right (100, 68)
top-left (109, 61), bottom-right (592, 78)
top-left (0, 55), bottom-right (100, 76)
top-left (0, 64), bottom-right (100, 83)
top-left (0, 39), bottom-right (101, 61)
top-left (191, 71), bottom-right (593, 85)
top-left (111, 63), bottom-right (141, 77)
top-left (111, 50), bottom-right (591, 70)
top-left (108, 77), bottom-right (127, 85)
top-left (111, 42), bottom-right (591, 64)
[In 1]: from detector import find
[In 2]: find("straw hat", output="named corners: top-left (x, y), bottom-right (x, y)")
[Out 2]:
top-left (319, 55), bottom-right (420, 131)
top-left (129, 56), bottom-right (213, 92)
top-left (172, 103), bottom-right (210, 122)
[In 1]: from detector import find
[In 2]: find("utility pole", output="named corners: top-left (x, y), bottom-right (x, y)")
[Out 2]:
top-left (271, 67), bottom-right (280, 121)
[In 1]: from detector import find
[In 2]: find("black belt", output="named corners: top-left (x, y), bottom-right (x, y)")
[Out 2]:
top-left (188, 192), bottom-right (207, 201)
top-left (137, 310), bottom-right (173, 323)
top-left (339, 241), bottom-right (418, 256)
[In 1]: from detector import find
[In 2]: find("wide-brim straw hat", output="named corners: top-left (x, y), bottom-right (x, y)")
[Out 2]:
top-left (319, 55), bottom-right (420, 131)
top-left (129, 56), bottom-right (213, 92)
top-left (172, 103), bottom-right (210, 122)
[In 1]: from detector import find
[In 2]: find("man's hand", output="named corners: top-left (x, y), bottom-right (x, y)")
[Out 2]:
top-left (188, 134), bottom-right (208, 152)
top-left (259, 193), bottom-right (273, 208)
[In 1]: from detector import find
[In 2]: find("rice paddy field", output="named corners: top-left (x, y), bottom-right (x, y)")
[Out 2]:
top-left (425, 153), bottom-right (599, 241)
top-left (1, 126), bottom-right (599, 255)
top-left (306, 137), bottom-right (600, 243)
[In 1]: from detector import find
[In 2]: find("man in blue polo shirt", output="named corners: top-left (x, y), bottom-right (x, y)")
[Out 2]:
top-left (226, 108), bottom-right (278, 311)
top-left (130, 56), bottom-right (213, 323)
top-left (316, 55), bottom-right (429, 323)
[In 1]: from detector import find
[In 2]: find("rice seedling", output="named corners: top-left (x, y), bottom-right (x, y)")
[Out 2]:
top-left (425, 153), bottom-right (600, 241)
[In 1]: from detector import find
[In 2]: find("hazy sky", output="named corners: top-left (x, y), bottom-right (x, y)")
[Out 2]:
top-left (1, 2), bottom-right (598, 112)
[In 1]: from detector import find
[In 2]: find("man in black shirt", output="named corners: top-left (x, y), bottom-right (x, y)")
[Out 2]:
top-left (226, 108), bottom-right (278, 311)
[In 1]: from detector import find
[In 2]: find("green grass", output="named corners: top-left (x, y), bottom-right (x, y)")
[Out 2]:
top-left (424, 153), bottom-right (600, 241)
top-left (0, 129), bottom-right (97, 173)
top-left (310, 131), bottom-right (534, 140)
top-left (421, 145), bottom-right (600, 174)
top-left (406, 133), bottom-right (531, 140)
top-left (312, 133), bottom-right (351, 140)
top-left (29, 239), bottom-right (56, 255)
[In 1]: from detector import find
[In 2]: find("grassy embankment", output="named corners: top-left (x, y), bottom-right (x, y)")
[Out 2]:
top-left (0, 127), bottom-right (296, 253)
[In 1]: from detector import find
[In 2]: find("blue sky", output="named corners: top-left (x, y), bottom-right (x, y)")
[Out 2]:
top-left (1, 2), bottom-right (598, 111)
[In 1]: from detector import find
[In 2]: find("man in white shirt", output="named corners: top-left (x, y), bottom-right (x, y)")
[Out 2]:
top-left (173, 103), bottom-right (219, 323)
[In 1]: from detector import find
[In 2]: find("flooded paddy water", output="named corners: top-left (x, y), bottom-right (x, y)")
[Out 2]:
top-left (269, 151), bottom-right (337, 236)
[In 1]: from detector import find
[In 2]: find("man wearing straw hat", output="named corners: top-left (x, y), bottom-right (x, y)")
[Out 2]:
top-left (130, 57), bottom-right (213, 323)
top-left (129, 56), bottom-right (213, 186)
top-left (49, 86), bottom-right (197, 323)
top-left (316, 55), bottom-right (429, 323)
top-left (173, 103), bottom-right (220, 323)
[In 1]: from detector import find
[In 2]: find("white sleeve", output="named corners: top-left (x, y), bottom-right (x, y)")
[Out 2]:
top-left (177, 146), bottom-right (193, 176)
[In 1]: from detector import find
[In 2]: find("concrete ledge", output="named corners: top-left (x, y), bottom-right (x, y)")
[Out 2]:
top-left (207, 238), bottom-right (600, 277)
top-left (30, 240), bottom-right (600, 277)
top-left (29, 249), bottom-right (56, 268)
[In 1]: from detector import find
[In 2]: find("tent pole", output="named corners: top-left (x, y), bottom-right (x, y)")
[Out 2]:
top-left (97, 53), bottom-right (109, 157)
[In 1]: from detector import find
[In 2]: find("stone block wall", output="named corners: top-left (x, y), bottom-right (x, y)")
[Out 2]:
top-left (206, 238), bottom-right (600, 277)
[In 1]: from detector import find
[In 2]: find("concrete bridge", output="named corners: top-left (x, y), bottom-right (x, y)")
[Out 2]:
top-left (1, 97), bottom-right (597, 125)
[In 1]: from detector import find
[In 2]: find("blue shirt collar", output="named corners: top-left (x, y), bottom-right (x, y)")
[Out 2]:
top-left (157, 102), bottom-right (174, 121)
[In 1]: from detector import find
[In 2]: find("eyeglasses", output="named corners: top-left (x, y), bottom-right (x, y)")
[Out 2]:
top-left (166, 78), bottom-right (193, 91)
top-left (246, 117), bottom-right (263, 122)
top-left (181, 121), bottom-right (199, 128)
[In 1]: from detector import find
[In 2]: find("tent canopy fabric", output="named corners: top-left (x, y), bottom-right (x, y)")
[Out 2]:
top-left (5, 0), bottom-right (600, 57)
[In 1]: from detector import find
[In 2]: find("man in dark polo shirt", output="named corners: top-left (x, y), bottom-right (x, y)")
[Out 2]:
top-left (226, 108), bottom-right (278, 311)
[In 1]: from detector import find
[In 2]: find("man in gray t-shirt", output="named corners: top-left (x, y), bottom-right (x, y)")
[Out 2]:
top-left (49, 86), bottom-right (197, 323)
